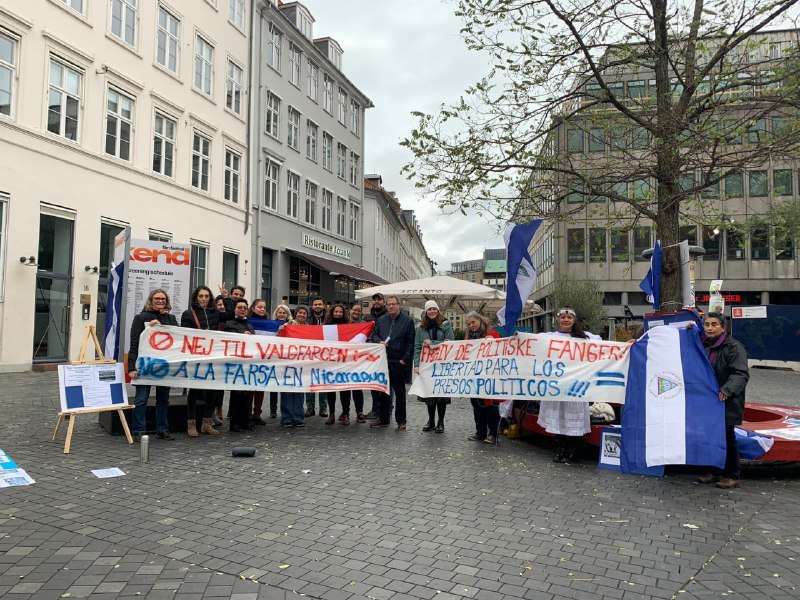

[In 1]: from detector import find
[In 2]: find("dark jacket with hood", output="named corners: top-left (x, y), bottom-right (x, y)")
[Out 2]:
top-left (704, 333), bottom-right (749, 425)
top-left (127, 309), bottom-right (178, 372)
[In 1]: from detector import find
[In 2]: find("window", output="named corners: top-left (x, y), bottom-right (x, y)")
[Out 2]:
top-left (776, 226), bottom-right (794, 260)
top-left (153, 111), bottom-right (176, 177)
top-left (566, 129), bottom-right (583, 153)
top-left (567, 229), bottom-right (585, 263)
top-left (322, 132), bottom-right (333, 170)
top-left (47, 59), bottom-right (82, 141)
top-left (222, 250), bottom-right (238, 286)
top-left (0, 198), bottom-right (6, 298)
top-left (702, 226), bottom-right (719, 260)
top-left (633, 227), bottom-right (651, 261)
top-left (632, 179), bottom-right (652, 200)
top-left (287, 107), bottom-right (300, 150)
top-left (267, 24), bottom-right (282, 71)
top-left (228, 0), bottom-right (244, 29)
top-left (773, 169), bottom-right (793, 196)
top-left (772, 117), bottom-right (789, 137)
top-left (191, 244), bottom-right (208, 288)
top-left (60, 0), bottom-right (84, 13)
top-left (265, 92), bottom-right (280, 138)
top-left (350, 203), bottom-right (360, 241)
top-left (321, 189), bottom-right (332, 231)
top-left (226, 59), bottom-right (243, 114)
top-left (288, 255), bottom-right (320, 306)
top-left (627, 80), bottom-right (646, 99)
top-left (306, 120), bottom-right (318, 161)
top-left (588, 128), bottom-right (605, 152)
top-left (748, 170), bottom-right (767, 197)
top-left (727, 228), bottom-right (745, 260)
top-left (336, 143), bottom-right (346, 179)
top-left (722, 119), bottom-right (742, 144)
top-left (289, 43), bottom-right (301, 87)
top-left (224, 149), bottom-right (240, 203)
top-left (589, 228), bottom-right (606, 262)
top-left (349, 152), bottom-right (360, 186)
top-left (105, 88), bottom-right (133, 160)
top-left (747, 118), bottom-right (766, 144)
top-left (701, 174), bottom-right (720, 199)
top-left (111, 0), bottom-right (138, 47)
top-left (0, 31), bottom-right (17, 117)
top-left (307, 60), bottom-right (318, 100)
top-left (750, 226), bottom-right (769, 260)
top-left (610, 229), bottom-right (629, 262)
top-left (337, 88), bottom-right (347, 124)
top-left (631, 127), bottom-right (649, 149)
top-left (194, 35), bottom-right (214, 96)
top-left (679, 225), bottom-right (697, 246)
top-left (323, 74), bottom-right (332, 113)
top-left (336, 196), bottom-right (346, 236)
top-left (350, 100), bottom-right (360, 135)
top-left (566, 180), bottom-right (584, 204)
top-left (304, 181), bottom-right (317, 225)
top-left (286, 171), bottom-right (299, 218)
top-left (191, 132), bottom-right (211, 191)
top-left (148, 230), bottom-right (171, 242)
top-left (264, 159), bottom-right (279, 210)
top-left (156, 6), bottom-right (180, 74)
top-left (724, 171), bottom-right (743, 197)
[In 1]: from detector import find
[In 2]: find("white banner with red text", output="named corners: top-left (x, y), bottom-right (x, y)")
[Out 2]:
top-left (133, 325), bottom-right (389, 393)
top-left (409, 333), bottom-right (632, 402)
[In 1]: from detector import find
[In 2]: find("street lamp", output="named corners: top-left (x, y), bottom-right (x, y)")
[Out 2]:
top-left (714, 214), bottom-right (736, 279)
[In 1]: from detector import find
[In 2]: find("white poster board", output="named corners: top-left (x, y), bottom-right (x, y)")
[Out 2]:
top-left (124, 239), bottom-right (191, 354)
top-left (58, 363), bottom-right (129, 413)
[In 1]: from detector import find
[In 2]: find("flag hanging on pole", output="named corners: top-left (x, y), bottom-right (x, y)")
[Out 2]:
top-left (104, 261), bottom-right (125, 360)
top-left (497, 219), bottom-right (543, 335)
top-left (638, 239), bottom-right (663, 309)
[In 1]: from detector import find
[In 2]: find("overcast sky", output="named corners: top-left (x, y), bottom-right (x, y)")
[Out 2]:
top-left (302, 0), bottom-right (505, 272)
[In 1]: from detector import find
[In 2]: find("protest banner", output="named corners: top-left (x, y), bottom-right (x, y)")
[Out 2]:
top-left (409, 332), bottom-right (632, 402)
top-left (134, 325), bottom-right (389, 393)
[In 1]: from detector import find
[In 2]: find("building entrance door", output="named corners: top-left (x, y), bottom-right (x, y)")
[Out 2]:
top-left (33, 213), bottom-right (74, 362)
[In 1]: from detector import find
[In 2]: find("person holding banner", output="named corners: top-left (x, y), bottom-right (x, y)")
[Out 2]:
top-left (463, 311), bottom-right (503, 445)
top-left (211, 295), bottom-right (229, 426)
top-left (180, 286), bottom-right (221, 437)
top-left (414, 300), bottom-right (454, 433)
top-left (245, 299), bottom-right (269, 426)
top-left (325, 304), bottom-right (353, 425)
top-left (696, 312), bottom-right (750, 489)
top-left (279, 305), bottom-right (310, 427)
top-left (539, 307), bottom-right (600, 463)
top-left (225, 299), bottom-right (256, 432)
top-left (128, 289), bottom-right (179, 441)
top-left (349, 303), bottom-right (367, 423)
top-left (268, 304), bottom-right (292, 419)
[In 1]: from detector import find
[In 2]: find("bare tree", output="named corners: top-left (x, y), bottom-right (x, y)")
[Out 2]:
top-left (403, 0), bottom-right (800, 308)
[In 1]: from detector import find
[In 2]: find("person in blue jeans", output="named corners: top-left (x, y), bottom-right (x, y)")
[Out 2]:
top-left (278, 305), bottom-right (310, 428)
top-left (127, 289), bottom-right (178, 441)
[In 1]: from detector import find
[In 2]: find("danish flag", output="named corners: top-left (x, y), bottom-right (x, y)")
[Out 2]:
top-left (280, 322), bottom-right (374, 342)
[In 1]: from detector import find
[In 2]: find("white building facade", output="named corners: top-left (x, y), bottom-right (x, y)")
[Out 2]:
top-left (0, 0), bottom-right (250, 371)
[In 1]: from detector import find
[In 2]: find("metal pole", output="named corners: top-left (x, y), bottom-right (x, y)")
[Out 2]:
top-left (717, 229), bottom-right (725, 280)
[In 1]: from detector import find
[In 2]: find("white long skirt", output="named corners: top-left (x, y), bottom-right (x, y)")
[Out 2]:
top-left (538, 400), bottom-right (591, 436)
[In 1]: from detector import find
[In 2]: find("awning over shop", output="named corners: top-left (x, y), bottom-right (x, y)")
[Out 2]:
top-left (286, 249), bottom-right (389, 285)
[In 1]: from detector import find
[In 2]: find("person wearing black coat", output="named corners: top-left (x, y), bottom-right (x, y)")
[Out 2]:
top-left (363, 293), bottom-right (389, 419)
top-left (225, 299), bottom-right (255, 432)
top-left (369, 295), bottom-right (415, 430)
top-left (180, 285), bottom-right (221, 437)
top-left (127, 289), bottom-right (178, 441)
top-left (697, 312), bottom-right (750, 489)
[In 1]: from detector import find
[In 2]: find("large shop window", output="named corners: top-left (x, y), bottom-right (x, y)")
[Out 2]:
top-left (334, 275), bottom-right (354, 305)
top-left (289, 255), bottom-right (320, 306)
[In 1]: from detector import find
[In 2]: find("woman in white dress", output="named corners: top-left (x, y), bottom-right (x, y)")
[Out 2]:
top-left (538, 307), bottom-right (601, 463)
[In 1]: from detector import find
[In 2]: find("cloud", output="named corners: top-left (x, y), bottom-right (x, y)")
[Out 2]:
top-left (304, 0), bottom-right (504, 269)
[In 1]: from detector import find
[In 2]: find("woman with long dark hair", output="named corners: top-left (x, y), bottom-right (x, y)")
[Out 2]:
top-left (539, 307), bottom-right (599, 462)
top-left (413, 300), bottom-right (454, 433)
top-left (324, 304), bottom-right (351, 425)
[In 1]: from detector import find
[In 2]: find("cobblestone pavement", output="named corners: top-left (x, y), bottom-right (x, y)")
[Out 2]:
top-left (1, 368), bottom-right (799, 600)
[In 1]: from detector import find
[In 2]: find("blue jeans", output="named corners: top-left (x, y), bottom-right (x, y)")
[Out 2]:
top-left (281, 392), bottom-right (305, 425)
top-left (133, 385), bottom-right (170, 435)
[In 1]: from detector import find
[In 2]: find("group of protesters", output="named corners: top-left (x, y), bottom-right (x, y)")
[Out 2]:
top-left (127, 285), bottom-right (749, 489)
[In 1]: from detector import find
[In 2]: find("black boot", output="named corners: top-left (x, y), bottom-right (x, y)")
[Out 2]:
top-left (562, 437), bottom-right (579, 463)
top-left (553, 435), bottom-right (566, 462)
top-left (422, 419), bottom-right (435, 432)
top-left (435, 419), bottom-right (444, 433)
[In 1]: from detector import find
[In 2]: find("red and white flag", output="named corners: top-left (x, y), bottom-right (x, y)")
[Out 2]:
top-left (280, 322), bottom-right (374, 343)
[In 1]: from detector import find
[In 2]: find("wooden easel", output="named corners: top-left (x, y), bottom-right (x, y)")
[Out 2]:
top-left (52, 325), bottom-right (134, 454)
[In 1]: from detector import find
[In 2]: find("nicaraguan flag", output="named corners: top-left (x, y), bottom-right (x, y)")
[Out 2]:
top-left (248, 317), bottom-right (284, 336)
top-left (104, 261), bottom-right (125, 360)
top-left (734, 428), bottom-right (774, 460)
top-left (639, 239), bottom-right (662, 309)
top-left (497, 219), bottom-right (543, 335)
top-left (621, 326), bottom-right (726, 472)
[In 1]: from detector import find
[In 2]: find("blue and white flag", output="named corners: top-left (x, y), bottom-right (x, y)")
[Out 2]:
top-left (621, 326), bottom-right (726, 472)
top-left (639, 239), bottom-right (662, 309)
top-left (734, 428), bottom-right (774, 461)
top-left (497, 219), bottom-right (542, 336)
top-left (103, 261), bottom-right (125, 360)
top-left (248, 316), bottom-right (283, 336)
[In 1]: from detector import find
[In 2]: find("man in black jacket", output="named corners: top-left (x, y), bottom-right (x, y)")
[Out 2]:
top-left (364, 293), bottom-right (389, 418)
top-left (697, 312), bottom-right (750, 489)
top-left (369, 295), bottom-right (415, 430)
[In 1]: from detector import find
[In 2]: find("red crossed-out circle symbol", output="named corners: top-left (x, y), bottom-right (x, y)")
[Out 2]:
top-left (149, 331), bottom-right (174, 351)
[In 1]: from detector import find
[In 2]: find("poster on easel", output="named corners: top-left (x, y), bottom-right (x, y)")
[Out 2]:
top-left (58, 363), bottom-right (128, 412)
